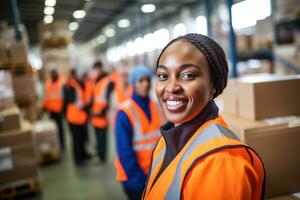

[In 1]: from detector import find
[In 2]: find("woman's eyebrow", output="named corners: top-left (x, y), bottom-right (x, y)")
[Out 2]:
top-left (180, 63), bottom-right (202, 69)
top-left (157, 64), bottom-right (201, 70)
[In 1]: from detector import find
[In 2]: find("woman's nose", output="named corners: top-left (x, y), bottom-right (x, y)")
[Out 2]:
top-left (165, 78), bottom-right (181, 93)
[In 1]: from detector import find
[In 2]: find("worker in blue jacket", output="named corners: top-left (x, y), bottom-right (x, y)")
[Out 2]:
top-left (114, 66), bottom-right (162, 200)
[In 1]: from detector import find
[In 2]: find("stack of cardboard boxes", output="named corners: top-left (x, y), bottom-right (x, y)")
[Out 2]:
top-left (0, 71), bottom-right (40, 198)
top-left (39, 20), bottom-right (71, 78)
top-left (218, 74), bottom-right (300, 198)
top-left (32, 120), bottom-right (61, 164)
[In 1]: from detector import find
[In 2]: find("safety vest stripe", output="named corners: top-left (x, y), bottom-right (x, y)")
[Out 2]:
top-left (148, 143), bottom-right (166, 179)
top-left (133, 142), bottom-right (158, 151)
top-left (124, 100), bottom-right (160, 143)
top-left (164, 123), bottom-right (240, 200)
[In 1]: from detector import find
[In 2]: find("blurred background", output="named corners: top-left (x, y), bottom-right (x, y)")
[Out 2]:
top-left (0, 0), bottom-right (300, 199)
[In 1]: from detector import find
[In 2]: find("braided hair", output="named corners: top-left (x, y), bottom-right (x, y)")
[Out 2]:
top-left (156, 33), bottom-right (228, 99)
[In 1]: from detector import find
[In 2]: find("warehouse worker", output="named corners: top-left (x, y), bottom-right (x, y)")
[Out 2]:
top-left (115, 65), bottom-right (162, 200)
top-left (143, 33), bottom-right (265, 200)
top-left (65, 69), bottom-right (88, 165)
top-left (113, 67), bottom-right (133, 106)
top-left (43, 69), bottom-right (66, 152)
top-left (91, 61), bottom-right (114, 163)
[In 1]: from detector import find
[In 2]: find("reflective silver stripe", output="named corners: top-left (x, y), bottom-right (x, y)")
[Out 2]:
top-left (93, 79), bottom-right (108, 103)
top-left (133, 142), bottom-right (157, 151)
top-left (124, 100), bottom-right (161, 143)
top-left (148, 142), bottom-right (166, 178)
top-left (165, 123), bottom-right (240, 200)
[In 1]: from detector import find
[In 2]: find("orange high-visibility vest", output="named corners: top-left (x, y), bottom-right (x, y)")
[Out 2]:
top-left (143, 116), bottom-right (265, 200)
top-left (43, 76), bottom-right (65, 113)
top-left (66, 78), bottom-right (87, 125)
top-left (84, 79), bottom-right (95, 106)
top-left (91, 76), bottom-right (110, 128)
top-left (115, 98), bottom-right (162, 181)
top-left (114, 84), bottom-right (133, 105)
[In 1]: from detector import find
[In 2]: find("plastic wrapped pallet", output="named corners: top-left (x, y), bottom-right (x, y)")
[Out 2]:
top-left (0, 71), bottom-right (15, 110)
top-left (32, 120), bottom-right (60, 163)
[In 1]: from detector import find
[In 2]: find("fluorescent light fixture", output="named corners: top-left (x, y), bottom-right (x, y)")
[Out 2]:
top-left (73, 10), bottom-right (86, 19)
top-left (126, 41), bottom-right (135, 56)
top-left (104, 28), bottom-right (116, 37)
top-left (154, 28), bottom-right (170, 49)
top-left (44, 15), bottom-right (53, 24)
top-left (45, 0), bottom-right (56, 7)
top-left (141, 4), bottom-right (156, 13)
top-left (69, 22), bottom-right (79, 31)
top-left (173, 23), bottom-right (186, 38)
top-left (134, 37), bottom-right (145, 54)
top-left (195, 16), bottom-right (207, 35)
top-left (143, 33), bottom-right (156, 52)
top-left (97, 35), bottom-right (106, 44)
top-left (117, 19), bottom-right (130, 28)
top-left (44, 6), bottom-right (55, 15)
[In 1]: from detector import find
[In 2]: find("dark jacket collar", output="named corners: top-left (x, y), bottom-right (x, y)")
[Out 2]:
top-left (160, 100), bottom-right (219, 158)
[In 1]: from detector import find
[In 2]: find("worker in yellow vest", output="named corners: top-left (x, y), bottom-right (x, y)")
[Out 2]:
top-left (143, 33), bottom-right (265, 200)
top-left (91, 61), bottom-right (114, 163)
top-left (43, 69), bottom-right (66, 152)
top-left (114, 65), bottom-right (163, 200)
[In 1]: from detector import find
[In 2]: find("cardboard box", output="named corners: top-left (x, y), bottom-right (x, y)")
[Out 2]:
top-left (216, 79), bottom-right (238, 115)
top-left (237, 35), bottom-right (252, 52)
top-left (238, 75), bottom-right (300, 120)
top-left (223, 113), bottom-right (300, 197)
top-left (0, 71), bottom-right (15, 110)
top-left (20, 103), bottom-right (39, 122)
top-left (8, 42), bottom-right (28, 64)
top-left (0, 107), bottom-right (21, 132)
top-left (12, 74), bottom-right (36, 106)
top-left (32, 120), bottom-right (60, 159)
top-left (0, 121), bottom-right (39, 185)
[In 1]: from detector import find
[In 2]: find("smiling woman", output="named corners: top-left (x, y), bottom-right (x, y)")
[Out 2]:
top-left (142, 33), bottom-right (265, 200)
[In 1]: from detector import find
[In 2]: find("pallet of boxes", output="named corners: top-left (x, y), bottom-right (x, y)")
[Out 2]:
top-left (0, 71), bottom-right (41, 199)
top-left (217, 74), bottom-right (300, 199)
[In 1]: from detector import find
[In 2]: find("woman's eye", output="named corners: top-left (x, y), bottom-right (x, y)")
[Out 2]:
top-left (181, 73), bottom-right (195, 80)
top-left (157, 73), bottom-right (168, 81)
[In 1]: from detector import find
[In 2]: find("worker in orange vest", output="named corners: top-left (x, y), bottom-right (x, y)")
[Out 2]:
top-left (114, 65), bottom-right (162, 200)
top-left (113, 67), bottom-right (133, 106)
top-left (43, 69), bottom-right (66, 152)
top-left (91, 61), bottom-right (114, 163)
top-left (143, 33), bottom-right (265, 200)
top-left (65, 69), bottom-right (89, 165)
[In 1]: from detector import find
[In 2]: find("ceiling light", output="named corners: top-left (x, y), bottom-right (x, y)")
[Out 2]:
top-left (45, 0), bottom-right (56, 7)
top-left (69, 22), bottom-right (79, 31)
top-left (97, 35), bottom-right (106, 44)
top-left (44, 6), bottom-right (55, 15)
top-left (73, 10), bottom-right (86, 19)
top-left (44, 15), bottom-right (53, 24)
top-left (104, 28), bottom-right (116, 37)
top-left (141, 4), bottom-right (156, 13)
top-left (117, 19), bottom-right (130, 28)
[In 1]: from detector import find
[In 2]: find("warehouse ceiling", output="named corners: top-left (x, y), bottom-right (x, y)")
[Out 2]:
top-left (0, 0), bottom-right (224, 46)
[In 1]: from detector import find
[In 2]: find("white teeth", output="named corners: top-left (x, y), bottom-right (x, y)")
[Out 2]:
top-left (166, 100), bottom-right (183, 107)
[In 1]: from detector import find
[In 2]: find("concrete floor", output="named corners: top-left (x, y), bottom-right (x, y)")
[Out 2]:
top-left (27, 121), bottom-right (126, 200)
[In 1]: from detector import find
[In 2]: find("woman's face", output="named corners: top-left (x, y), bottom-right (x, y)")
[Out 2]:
top-left (156, 40), bottom-right (213, 126)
